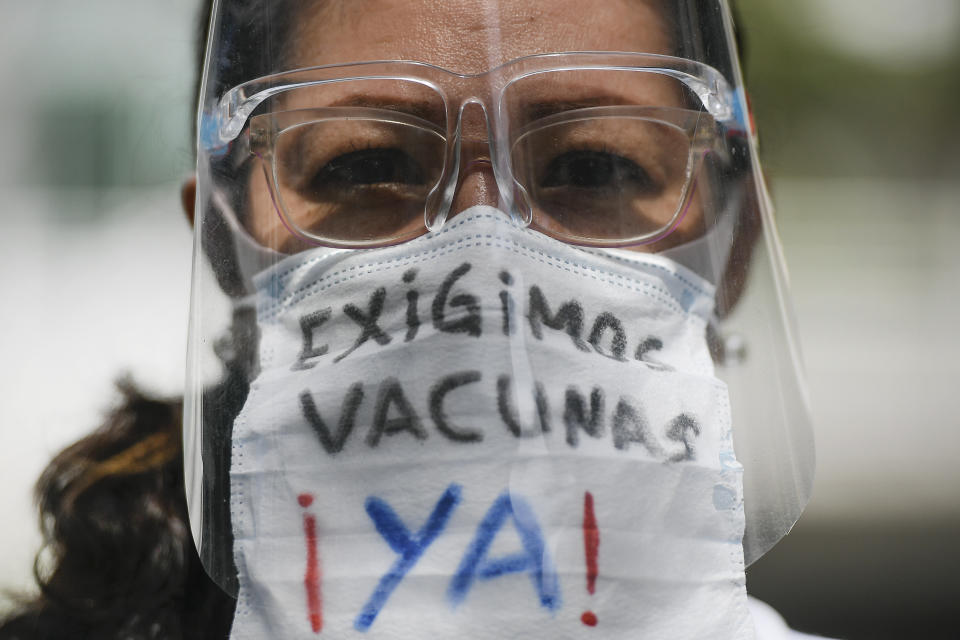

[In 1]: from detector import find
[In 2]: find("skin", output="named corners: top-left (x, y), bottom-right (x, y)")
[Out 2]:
top-left (287, 0), bottom-right (673, 72)
top-left (181, 0), bottom-right (759, 313)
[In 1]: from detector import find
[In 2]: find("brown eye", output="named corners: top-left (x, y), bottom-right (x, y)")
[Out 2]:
top-left (310, 148), bottom-right (426, 191)
top-left (540, 150), bottom-right (656, 192)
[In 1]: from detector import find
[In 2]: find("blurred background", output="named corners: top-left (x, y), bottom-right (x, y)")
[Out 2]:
top-left (733, 1), bottom-right (960, 638)
top-left (0, 1), bottom-right (957, 638)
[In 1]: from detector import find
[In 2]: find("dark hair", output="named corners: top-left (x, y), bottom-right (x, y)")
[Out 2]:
top-left (0, 382), bottom-right (234, 640)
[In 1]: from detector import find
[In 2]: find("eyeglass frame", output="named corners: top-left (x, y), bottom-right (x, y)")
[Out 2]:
top-left (205, 52), bottom-right (746, 249)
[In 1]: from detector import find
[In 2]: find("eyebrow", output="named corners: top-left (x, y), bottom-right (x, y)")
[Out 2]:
top-left (519, 86), bottom-right (694, 122)
top-left (522, 98), bottom-right (629, 121)
top-left (324, 94), bottom-right (447, 125)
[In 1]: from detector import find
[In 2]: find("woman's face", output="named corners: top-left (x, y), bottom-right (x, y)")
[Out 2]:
top-left (245, 0), bottom-right (709, 253)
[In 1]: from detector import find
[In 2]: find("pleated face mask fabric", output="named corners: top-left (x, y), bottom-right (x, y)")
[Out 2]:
top-left (228, 207), bottom-right (755, 639)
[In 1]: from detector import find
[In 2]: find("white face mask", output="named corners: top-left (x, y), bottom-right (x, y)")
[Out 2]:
top-left (228, 207), bottom-right (754, 639)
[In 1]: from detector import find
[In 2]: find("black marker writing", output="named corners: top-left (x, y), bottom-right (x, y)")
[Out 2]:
top-left (432, 262), bottom-right (482, 337)
top-left (366, 377), bottom-right (427, 447)
top-left (611, 396), bottom-right (663, 456)
top-left (527, 286), bottom-right (589, 352)
top-left (666, 413), bottom-right (701, 462)
top-left (635, 336), bottom-right (672, 371)
top-left (300, 373), bottom-right (703, 460)
top-left (292, 308), bottom-right (332, 371)
top-left (499, 270), bottom-right (516, 336)
top-left (588, 312), bottom-right (627, 362)
top-left (299, 383), bottom-right (365, 454)
top-left (563, 386), bottom-right (605, 447)
top-left (336, 287), bottom-right (392, 363)
top-left (496, 375), bottom-right (551, 438)
top-left (429, 371), bottom-right (484, 443)
top-left (284, 263), bottom-right (688, 374)
top-left (403, 268), bottom-right (421, 342)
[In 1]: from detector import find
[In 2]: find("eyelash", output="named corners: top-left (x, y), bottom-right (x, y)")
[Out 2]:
top-left (538, 145), bottom-right (655, 191)
top-left (308, 145), bottom-right (426, 191)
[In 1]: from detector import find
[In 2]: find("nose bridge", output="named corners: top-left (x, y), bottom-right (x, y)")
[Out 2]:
top-left (448, 97), bottom-right (502, 215)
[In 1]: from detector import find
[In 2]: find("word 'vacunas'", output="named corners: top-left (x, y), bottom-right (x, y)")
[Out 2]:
top-left (299, 372), bottom-right (701, 462)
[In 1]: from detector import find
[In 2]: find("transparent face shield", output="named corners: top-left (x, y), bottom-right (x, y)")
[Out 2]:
top-left (185, 0), bottom-right (814, 628)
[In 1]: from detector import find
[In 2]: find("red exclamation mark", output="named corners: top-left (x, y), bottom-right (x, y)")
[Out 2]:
top-left (299, 493), bottom-right (323, 633)
top-left (581, 491), bottom-right (599, 627)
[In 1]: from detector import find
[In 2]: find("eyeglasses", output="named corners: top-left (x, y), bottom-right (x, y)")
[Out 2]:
top-left (210, 53), bottom-right (742, 249)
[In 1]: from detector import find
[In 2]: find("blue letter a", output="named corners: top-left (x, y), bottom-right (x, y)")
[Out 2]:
top-left (447, 491), bottom-right (560, 611)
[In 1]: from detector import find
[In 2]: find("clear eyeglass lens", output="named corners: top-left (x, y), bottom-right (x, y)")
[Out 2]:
top-left (510, 115), bottom-right (693, 244)
top-left (254, 71), bottom-right (708, 249)
top-left (503, 68), bottom-right (702, 244)
top-left (272, 118), bottom-right (446, 246)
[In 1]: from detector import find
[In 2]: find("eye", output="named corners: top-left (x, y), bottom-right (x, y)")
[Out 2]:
top-left (540, 150), bottom-right (654, 192)
top-left (314, 148), bottom-right (426, 189)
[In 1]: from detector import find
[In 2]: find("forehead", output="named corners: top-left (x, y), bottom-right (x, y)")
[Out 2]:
top-left (286, 0), bottom-right (675, 73)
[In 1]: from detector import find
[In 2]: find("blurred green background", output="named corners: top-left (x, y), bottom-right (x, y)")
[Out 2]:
top-left (739, 0), bottom-right (960, 181)
top-left (736, 2), bottom-right (960, 639)
top-left (0, 1), bottom-right (957, 638)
